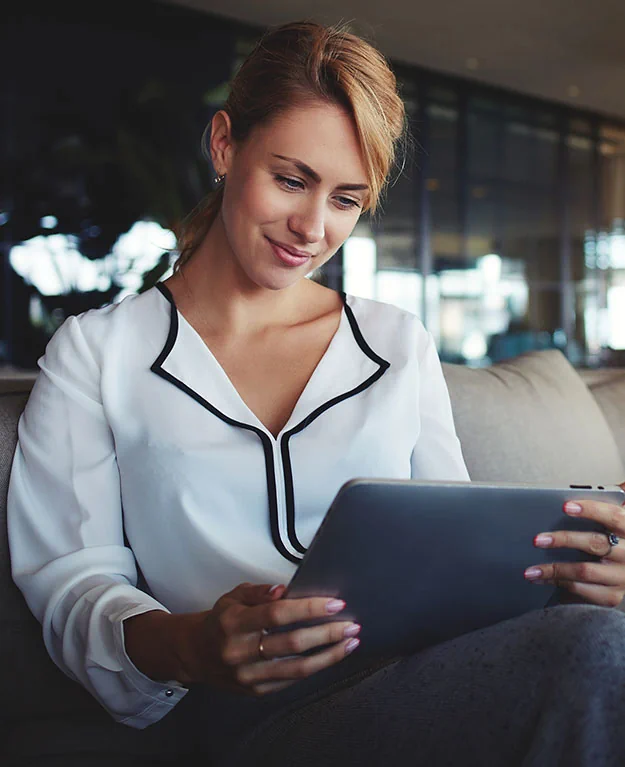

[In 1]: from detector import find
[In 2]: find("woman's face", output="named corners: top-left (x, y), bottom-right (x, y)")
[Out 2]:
top-left (213, 100), bottom-right (369, 292)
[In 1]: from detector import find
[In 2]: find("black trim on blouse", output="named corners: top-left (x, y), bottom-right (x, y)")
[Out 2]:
top-left (278, 293), bottom-right (391, 555)
top-left (151, 282), bottom-right (390, 564)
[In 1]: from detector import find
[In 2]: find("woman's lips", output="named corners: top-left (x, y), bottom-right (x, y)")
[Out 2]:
top-left (266, 238), bottom-right (312, 268)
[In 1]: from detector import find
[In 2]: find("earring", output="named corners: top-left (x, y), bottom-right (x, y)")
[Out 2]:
top-left (214, 173), bottom-right (226, 185)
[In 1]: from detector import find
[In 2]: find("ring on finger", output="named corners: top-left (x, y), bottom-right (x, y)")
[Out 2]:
top-left (258, 629), bottom-right (270, 661)
top-left (607, 532), bottom-right (620, 552)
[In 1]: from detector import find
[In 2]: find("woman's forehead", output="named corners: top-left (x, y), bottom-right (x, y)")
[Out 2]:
top-left (254, 103), bottom-right (368, 184)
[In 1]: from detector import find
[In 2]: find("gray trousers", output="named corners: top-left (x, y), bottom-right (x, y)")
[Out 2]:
top-left (8, 604), bottom-right (622, 766)
top-left (206, 605), bottom-right (625, 767)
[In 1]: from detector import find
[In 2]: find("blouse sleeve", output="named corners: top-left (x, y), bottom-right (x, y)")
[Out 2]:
top-left (411, 330), bottom-right (470, 482)
top-left (7, 314), bottom-right (188, 729)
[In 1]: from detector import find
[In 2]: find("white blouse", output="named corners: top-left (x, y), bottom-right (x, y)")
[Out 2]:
top-left (8, 283), bottom-right (469, 729)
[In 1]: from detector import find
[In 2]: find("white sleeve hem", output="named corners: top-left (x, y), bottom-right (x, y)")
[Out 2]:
top-left (110, 604), bottom-right (189, 728)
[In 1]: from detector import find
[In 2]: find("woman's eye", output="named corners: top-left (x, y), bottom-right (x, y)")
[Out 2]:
top-left (336, 197), bottom-right (361, 210)
top-left (275, 174), bottom-right (360, 211)
top-left (275, 174), bottom-right (304, 191)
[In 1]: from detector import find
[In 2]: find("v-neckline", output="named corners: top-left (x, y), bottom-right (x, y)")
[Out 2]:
top-left (155, 283), bottom-right (348, 439)
top-left (150, 282), bottom-right (391, 564)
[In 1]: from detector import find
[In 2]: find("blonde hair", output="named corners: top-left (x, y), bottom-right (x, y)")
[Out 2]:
top-left (175, 20), bottom-right (407, 271)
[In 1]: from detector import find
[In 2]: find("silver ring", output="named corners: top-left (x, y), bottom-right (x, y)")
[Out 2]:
top-left (608, 533), bottom-right (620, 549)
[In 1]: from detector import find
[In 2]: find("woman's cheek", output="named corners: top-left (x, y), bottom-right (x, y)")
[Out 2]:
top-left (223, 185), bottom-right (268, 245)
top-left (249, 183), bottom-right (288, 223)
top-left (261, 189), bottom-right (290, 220)
top-left (331, 212), bottom-right (360, 251)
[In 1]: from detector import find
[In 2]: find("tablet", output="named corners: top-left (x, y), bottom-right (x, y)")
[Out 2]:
top-left (283, 480), bottom-right (625, 659)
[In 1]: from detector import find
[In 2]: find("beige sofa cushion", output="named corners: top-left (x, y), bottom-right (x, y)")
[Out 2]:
top-left (582, 371), bottom-right (625, 470)
top-left (443, 350), bottom-right (625, 486)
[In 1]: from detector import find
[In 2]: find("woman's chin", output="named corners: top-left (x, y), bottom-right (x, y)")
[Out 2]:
top-left (252, 267), bottom-right (305, 292)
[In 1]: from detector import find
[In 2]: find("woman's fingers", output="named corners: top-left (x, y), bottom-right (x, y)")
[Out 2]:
top-left (205, 584), bottom-right (361, 694)
top-left (563, 499), bottom-right (625, 536)
top-left (525, 556), bottom-right (625, 608)
top-left (256, 620), bottom-right (360, 660)
top-left (235, 636), bottom-right (360, 688)
top-left (233, 596), bottom-right (347, 634)
top-left (528, 501), bottom-right (625, 611)
top-left (525, 513), bottom-right (625, 607)
top-left (218, 619), bottom-right (360, 666)
top-left (534, 530), bottom-right (625, 562)
top-left (525, 559), bottom-right (625, 587)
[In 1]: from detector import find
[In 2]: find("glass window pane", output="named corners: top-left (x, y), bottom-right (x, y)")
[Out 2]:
top-left (374, 164), bottom-right (419, 271)
top-left (503, 122), bottom-right (558, 185)
top-left (437, 96), bottom-right (563, 364)
top-left (344, 83), bottom-right (422, 315)
top-left (501, 188), bottom-right (560, 283)
top-left (468, 110), bottom-right (500, 179)
top-left (587, 125), bottom-right (625, 365)
top-left (427, 102), bottom-right (462, 271)
top-left (467, 184), bottom-right (498, 258)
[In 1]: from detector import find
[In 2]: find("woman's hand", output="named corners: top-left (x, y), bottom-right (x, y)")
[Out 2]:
top-left (525, 482), bottom-right (625, 607)
top-left (125, 582), bottom-right (361, 696)
top-left (181, 582), bottom-right (360, 695)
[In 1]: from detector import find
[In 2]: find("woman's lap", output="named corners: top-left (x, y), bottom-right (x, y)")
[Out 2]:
top-left (224, 605), bottom-right (625, 767)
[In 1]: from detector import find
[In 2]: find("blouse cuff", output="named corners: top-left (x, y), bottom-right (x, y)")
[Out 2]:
top-left (112, 604), bottom-right (189, 728)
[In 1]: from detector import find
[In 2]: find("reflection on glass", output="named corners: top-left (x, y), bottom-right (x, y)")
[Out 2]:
top-left (9, 221), bottom-right (176, 339)
top-left (434, 255), bottom-right (535, 365)
top-left (10, 221), bottom-right (175, 299)
top-left (376, 271), bottom-right (422, 315)
top-left (435, 98), bottom-right (562, 364)
top-left (344, 236), bottom-right (377, 300)
top-left (582, 126), bottom-right (625, 363)
top-left (607, 283), bottom-right (625, 349)
top-left (344, 234), bottom-right (423, 316)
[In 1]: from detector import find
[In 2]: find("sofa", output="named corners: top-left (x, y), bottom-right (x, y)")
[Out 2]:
top-left (1, 349), bottom-right (625, 765)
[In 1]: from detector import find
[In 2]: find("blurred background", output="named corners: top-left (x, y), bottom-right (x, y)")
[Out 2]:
top-left (2, 0), bottom-right (625, 369)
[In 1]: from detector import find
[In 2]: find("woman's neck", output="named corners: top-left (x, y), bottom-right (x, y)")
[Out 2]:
top-left (165, 217), bottom-right (319, 339)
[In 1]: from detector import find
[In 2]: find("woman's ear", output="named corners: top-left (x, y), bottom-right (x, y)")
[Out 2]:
top-left (209, 110), bottom-right (235, 176)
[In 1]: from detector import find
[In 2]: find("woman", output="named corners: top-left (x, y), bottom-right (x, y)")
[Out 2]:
top-left (8, 20), bottom-right (625, 766)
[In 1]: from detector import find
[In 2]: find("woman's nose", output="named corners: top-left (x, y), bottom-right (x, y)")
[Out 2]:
top-left (288, 200), bottom-right (325, 243)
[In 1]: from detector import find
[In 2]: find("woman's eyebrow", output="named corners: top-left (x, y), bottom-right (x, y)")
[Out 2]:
top-left (271, 154), bottom-right (369, 192)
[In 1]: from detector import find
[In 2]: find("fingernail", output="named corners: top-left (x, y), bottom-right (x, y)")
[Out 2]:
top-left (345, 638), bottom-right (360, 654)
top-left (326, 599), bottom-right (346, 614)
top-left (268, 584), bottom-right (283, 594)
top-left (565, 502), bottom-right (582, 514)
top-left (344, 623), bottom-right (361, 638)
top-left (534, 534), bottom-right (553, 548)
top-left (524, 567), bottom-right (542, 580)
